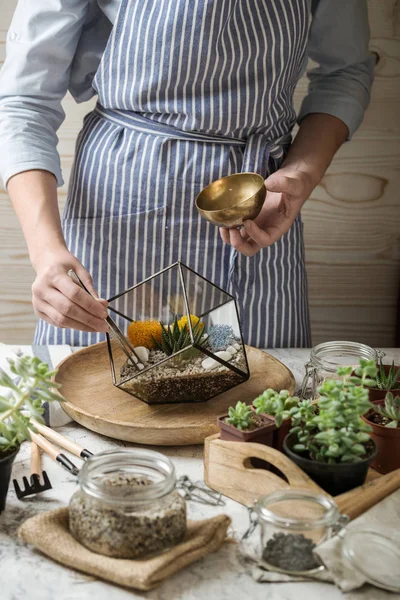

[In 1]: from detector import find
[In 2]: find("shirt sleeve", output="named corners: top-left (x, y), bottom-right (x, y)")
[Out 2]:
top-left (0, 0), bottom-right (91, 188)
top-left (298, 0), bottom-right (376, 138)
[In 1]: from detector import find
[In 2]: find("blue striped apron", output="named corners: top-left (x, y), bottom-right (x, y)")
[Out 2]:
top-left (35, 0), bottom-right (312, 348)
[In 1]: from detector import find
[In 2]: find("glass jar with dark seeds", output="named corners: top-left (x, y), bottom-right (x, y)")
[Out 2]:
top-left (253, 489), bottom-right (348, 573)
top-left (69, 449), bottom-right (186, 559)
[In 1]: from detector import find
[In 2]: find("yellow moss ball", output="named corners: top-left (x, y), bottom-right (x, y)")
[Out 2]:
top-left (127, 320), bottom-right (163, 349)
top-left (177, 314), bottom-right (203, 331)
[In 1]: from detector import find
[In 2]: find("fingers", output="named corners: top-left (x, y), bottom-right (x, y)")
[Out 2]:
top-left (74, 266), bottom-right (107, 306)
top-left (35, 304), bottom-right (101, 333)
top-left (225, 227), bottom-right (261, 257)
top-left (242, 219), bottom-right (283, 247)
top-left (54, 274), bottom-right (108, 320)
top-left (219, 227), bottom-right (231, 245)
top-left (37, 288), bottom-right (109, 332)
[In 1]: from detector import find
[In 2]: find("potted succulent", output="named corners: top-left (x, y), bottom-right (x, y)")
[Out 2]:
top-left (252, 389), bottom-right (299, 451)
top-left (362, 392), bottom-right (400, 474)
top-left (269, 360), bottom-right (378, 495)
top-left (0, 355), bottom-right (62, 512)
top-left (218, 401), bottom-right (275, 446)
top-left (365, 360), bottom-right (400, 403)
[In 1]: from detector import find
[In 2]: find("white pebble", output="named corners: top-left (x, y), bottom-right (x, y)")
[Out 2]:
top-left (233, 343), bottom-right (241, 350)
top-left (134, 346), bottom-right (149, 363)
top-left (226, 345), bottom-right (237, 355)
top-left (215, 351), bottom-right (232, 362)
top-left (137, 363), bottom-right (144, 370)
top-left (202, 357), bottom-right (218, 370)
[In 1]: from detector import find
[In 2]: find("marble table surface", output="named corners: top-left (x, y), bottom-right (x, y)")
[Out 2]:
top-left (1, 347), bottom-right (399, 600)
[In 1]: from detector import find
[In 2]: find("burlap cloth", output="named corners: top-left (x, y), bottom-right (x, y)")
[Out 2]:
top-left (18, 508), bottom-right (231, 591)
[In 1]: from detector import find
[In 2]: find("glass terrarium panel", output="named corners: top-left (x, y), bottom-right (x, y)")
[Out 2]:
top-left (106, 262), bottom-right (249, 404)
top-left (179, 263), bottom-right (234, 319)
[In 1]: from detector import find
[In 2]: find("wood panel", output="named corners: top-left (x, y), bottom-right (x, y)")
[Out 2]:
top-left (0, 0), bottom-right (399, 346)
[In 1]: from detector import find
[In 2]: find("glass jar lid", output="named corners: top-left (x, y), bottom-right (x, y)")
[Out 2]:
top-left (342, 528), bottom-right (400, 593)
top-left (255, 489), bottom-right (340, 530)
top-left (310, 341), bottom-right (379, 373)
top-left (78, 449), bottom-right (176, 506)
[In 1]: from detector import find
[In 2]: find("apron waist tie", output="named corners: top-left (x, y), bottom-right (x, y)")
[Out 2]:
top-left (95, 104), bottom-right (289, 177)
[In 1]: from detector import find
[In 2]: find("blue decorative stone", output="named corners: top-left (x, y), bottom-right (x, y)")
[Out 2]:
top-left (208, 324), bottom-right (236, 352)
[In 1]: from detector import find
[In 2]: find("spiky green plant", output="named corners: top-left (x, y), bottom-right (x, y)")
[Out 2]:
top-left (153, 316), bottom-right (205, 356)
top-left (374, 360), bottom-right (400, 391)
top-left (226, 401), bottom-right (255, 430)
top-left (0, 356), bottom-right (63, 452)
top-left (376, 392), bottom-right (400, 428)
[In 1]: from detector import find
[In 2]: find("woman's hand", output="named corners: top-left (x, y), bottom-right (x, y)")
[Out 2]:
top-left (32, 248), bottom-right (109, 333)
top-left (220, 114), bottom-right (349, 256)
top-left (220, 168), bottom-right (315, 257)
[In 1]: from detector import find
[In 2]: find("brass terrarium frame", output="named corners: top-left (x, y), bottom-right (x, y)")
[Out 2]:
top-left (105, 261), bottom-right (250, 404)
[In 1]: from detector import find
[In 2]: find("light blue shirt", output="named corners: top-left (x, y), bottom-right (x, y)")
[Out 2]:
top-left (0, 0), bottom-right (375, 188)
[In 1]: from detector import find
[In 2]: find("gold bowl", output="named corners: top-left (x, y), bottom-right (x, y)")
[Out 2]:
top-left (195, 172), bottom-right (266, 228)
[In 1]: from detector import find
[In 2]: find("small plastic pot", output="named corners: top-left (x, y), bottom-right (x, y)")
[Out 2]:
top-left (363, 401), bottom-right (400, 474)
top-left (0, 445), bottom-right (20, 513)
top-left (283, 434), bottom-right (377, 496)
top-left (218, 414), bottom-right (275, 446)
top-left (251, 407), bottom-right (291, 452)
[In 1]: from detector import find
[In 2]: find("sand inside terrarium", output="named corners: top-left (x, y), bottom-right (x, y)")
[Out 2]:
top-left (120, 347), bottom-right (247, 404)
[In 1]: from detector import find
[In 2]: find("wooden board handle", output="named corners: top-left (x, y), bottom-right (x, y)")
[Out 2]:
top-left (31, 419), bottom-right (84, 458)
top-left (336, 468), bottom-right (400, 520)
top-left (204, 434), bottom-right (325, 507)
top-left (30, 441), bottom-right (41, 476)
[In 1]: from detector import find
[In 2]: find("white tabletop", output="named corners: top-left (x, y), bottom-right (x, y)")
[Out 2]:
top-left (1, 346), bottom-right (399, 600)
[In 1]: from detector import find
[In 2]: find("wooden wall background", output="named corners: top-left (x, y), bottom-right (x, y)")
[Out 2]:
top-left (1, 0), bottom-right (399, 347)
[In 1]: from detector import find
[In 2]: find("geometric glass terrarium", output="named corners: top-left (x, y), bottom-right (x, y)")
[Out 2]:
top-left (106, 262), bottom-right (250, 404)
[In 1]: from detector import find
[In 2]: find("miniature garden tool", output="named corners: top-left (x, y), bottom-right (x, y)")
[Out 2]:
top-left (30, 419), bottom-right (93, 460)
top-left (204, 434), bottom-right (400, 521)
top-left (30, 431), bottom-right (80, 476)
top-left (67, 269), bottom-right (141, 370)
top-left (13, 441), bottom-right (52, 499)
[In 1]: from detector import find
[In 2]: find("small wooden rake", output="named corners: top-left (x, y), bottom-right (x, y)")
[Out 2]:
top-left (13, 440), bottom-right (52, 499)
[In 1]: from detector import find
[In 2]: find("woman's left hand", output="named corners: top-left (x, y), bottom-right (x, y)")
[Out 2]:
top-left (219, 167), bottom-right (315, 257)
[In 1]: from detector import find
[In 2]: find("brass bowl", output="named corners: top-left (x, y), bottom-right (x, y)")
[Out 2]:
top-left (195, 172), bottom-right (266, 228)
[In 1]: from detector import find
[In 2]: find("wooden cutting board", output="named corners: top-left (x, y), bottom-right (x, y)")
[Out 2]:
top-left (55, 342), bottom-right (294, 446)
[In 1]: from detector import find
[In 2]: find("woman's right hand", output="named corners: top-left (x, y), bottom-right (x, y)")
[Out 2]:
top-left (31, 248), bottom-right (109, 333)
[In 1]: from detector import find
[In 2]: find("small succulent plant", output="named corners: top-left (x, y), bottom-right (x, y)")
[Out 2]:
top-left (374, 360), bottom-right (400, 391)
top-left (226, 401), bottom-right (255, 430)
top-left (376, 392), bottom-right (400, 428)
top-left (153, 315), bottom-right (205, 356)
top-left (0, 356), bottom-right (63, 453)
top-left (268, 360), bottom-right (378, 464)
top-left (252, 389), bottom-right (299, 427)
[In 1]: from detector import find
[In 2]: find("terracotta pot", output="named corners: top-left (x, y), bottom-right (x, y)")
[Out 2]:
top-left (368, 364), bottom-right (400, 403)
top-left (363, 400), bottom-right (400, 474)
top-left (283, 433), bottom-right (377, 496)
top-left (218, 414), bottom-right (275, 446)
top-left (0, 445), bottom-right (20, 513)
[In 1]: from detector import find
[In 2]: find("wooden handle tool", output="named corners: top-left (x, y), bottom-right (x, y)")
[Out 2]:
top-left (31, 419), bottom-right (93, 460)
top-left (30, 431), bottom-right (80, 476)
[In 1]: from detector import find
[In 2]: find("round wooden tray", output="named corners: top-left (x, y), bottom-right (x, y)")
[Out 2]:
top-left (55, 342), bottom-right (295, 446)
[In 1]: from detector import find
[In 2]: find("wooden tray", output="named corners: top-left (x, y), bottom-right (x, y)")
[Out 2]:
top-left (204, 434), bottom-right (400, 520)
top-left (55, 342), bottom-right (294, 446)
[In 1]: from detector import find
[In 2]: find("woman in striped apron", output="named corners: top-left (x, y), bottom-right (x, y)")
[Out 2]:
top-left (0, 1), bottom-right (374, 348)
